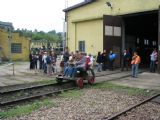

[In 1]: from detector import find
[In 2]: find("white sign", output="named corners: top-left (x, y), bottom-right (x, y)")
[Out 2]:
top-left (114, 27), bottom-right (121, 37)
top-left (105, 26), bottom-right (113, 36)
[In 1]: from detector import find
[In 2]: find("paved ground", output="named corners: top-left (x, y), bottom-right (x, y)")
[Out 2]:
top-left (0, 62), bottom-right (160, 91)
top-left (0, 62), bottom-right (56, 86)
top-left (111, 72), bottom-right (160, 90)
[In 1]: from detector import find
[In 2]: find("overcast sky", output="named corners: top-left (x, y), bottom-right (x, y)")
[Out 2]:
top-left (0, 0), bottom-right (83, 32)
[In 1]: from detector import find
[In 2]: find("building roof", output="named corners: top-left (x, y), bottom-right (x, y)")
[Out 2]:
top-left (63, 0), bottom-right (95, 12)
top-left (0, 21), bottom-right (14, 30)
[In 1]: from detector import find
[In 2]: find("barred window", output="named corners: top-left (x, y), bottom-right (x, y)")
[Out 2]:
top-left (79, 41), bottom-right (85, 52)
top-left (11, 43), bottom-right (22, 53)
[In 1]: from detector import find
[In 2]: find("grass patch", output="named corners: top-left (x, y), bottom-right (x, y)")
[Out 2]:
top-left (59, 89), bottom-right (83, 98)
top-left (13, 62), bottom-right (28, 65)
top-left (92, 82), bottom-right (157, 96)
top-left (0, 98), bottom-right (54, 119)
top-left (36, 79), bottom-right (56, 85)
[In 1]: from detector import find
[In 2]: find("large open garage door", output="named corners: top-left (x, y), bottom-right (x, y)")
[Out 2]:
top-left (124, 11), bottom-right (158, 69)
top-left (103, 15), bottom-right (122, 67)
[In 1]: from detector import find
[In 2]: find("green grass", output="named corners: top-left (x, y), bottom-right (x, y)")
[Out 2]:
top-left (59, 89), bottom-right (83, 98)
top-left (92, 82), bottom-right (158, 96)
top-left (36, 79), bottom-right (56, 85)
top-left (0, 98), bottom-right (54, 119)
top-left (0, 89), bottom-right (82, 119)
top-left (13, 62), bottom-right (28, 65)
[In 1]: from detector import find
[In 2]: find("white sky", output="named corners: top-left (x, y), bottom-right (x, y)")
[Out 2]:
top-left (0, 0), bottom-right (84, 32)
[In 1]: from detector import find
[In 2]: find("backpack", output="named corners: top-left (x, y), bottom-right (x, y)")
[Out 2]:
top-left (46, 56), bottom-right (51, 64)
top-left (109, 53), bottom-right (116, 61)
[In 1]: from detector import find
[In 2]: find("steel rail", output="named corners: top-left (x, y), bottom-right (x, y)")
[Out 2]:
top-left (0, 82), bottom-right (60, 94)
top-left (0, 82), bottom-right (75, 105)
top-left (0, 70), bottom-right (125, 94)
top-left (102, 93), bottom-right (160, 120)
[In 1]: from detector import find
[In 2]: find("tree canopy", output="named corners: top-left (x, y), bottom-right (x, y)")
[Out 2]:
top-left (15, 29), bottom-right (63, 43)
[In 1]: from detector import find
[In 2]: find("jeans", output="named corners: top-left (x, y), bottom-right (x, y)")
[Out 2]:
top-left (150, 61), bottom-right (156, 72)
top-left (132, 64), bottom-right (139, 77)
top-left (122, 60), bottom-right (129, 71)
top-left (97, 63), bottom-right (102, 72)
top-left (64, 66), bottom-right (74, 77)
top-left (102, 63), bottom-right (107, 71)
top-left (47, 64), bottom-right (52, 74)
top-left (43, 63), bottom-right (47, 73)
top-left (109, 60), bottom-right (114, 70)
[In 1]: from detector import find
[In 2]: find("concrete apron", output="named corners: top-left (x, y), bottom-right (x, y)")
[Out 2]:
top-left (110, 72), bottom-right (160, 91)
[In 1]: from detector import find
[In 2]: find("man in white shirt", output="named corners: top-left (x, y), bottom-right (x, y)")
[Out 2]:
top-left (42, 52), bottom-right (47, 73)
top-left (150, 49), bottom-right (157, 73)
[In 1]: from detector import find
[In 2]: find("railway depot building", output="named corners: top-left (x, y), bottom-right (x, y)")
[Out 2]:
top-left (64, 0), bottom-right (160, 70)
top-left (0, 21), bottom-right (30, 61)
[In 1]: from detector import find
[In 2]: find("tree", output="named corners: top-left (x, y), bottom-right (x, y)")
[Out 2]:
top-left (15, 29), bottom-right (62, 45)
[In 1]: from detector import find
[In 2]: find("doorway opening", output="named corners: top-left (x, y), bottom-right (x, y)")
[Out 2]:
top-left (124, 11), bottom-right (158, 67)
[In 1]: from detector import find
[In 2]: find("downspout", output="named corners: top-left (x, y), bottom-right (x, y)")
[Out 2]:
top-left (75, 23), bottom-right (77, 51)
top-left (66, 12), bottom-right (68, 48)
top-left (121, 18), bottom-right (125, 67)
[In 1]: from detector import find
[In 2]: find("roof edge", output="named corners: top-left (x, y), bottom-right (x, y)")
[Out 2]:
top-left (63, 0), bottom-right (95, 12)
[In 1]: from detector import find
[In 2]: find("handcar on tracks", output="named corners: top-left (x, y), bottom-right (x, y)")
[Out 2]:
top-left (56, 65), bottom-right (95, 88)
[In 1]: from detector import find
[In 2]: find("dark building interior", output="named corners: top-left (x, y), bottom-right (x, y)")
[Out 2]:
top-left (124, 11), bottom-right (158, 66)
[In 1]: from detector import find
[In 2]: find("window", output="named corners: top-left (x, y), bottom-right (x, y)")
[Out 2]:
top-left (11, 43), bottom-right (22, 53)
top-left (79, 41), bottom-right (85, 52)
top-left (105, 26), bottom-right (113, 36)
top-left (113, 27), bottom-right (121, 37)
top-left (137, 38), bottom-right (140, 44)
top-left (144, 39), bottom-right (149, 45)
top-left (152, 41), bottom-right (156, 46)
top-left (105, 26), bottom-right (121, 37)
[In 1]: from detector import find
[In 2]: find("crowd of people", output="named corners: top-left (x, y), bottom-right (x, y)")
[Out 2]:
top-left (96, 50), bottom-right (117, 72)
top-left (29, 50), bottom-right (57, 75)
top-left (60, 47), bottom-right (95, 77)
top-left (95, 48), bottom-right (158, 78)
top-left (29, 46), bottom-right (158, 78)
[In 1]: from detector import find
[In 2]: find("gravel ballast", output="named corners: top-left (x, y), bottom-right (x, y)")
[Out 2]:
top-left (117, 102), bottom-right (160, 120)
top-left (5, 89), bottom-right (160, 120)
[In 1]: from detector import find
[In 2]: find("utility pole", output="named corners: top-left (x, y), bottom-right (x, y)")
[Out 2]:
top-left (63, 0), bottom-right (68, 52)
top-left (8, 27), bottom-right (12, 62)
top-left (65, 0), bottom-right (68, 9)
top-left (63, 19), bottom-right (66, 52)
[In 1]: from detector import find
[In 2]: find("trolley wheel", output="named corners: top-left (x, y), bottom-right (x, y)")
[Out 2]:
top-left (88, 76), bottom-right (95, 85)
top-left (76, 78), bottom-right (84, 88)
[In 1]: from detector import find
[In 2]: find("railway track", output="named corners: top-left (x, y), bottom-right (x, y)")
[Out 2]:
top-left (0, 70), bottom-right (143, 106)
top-left (102, 93), bottom-right (160, 120)
top-left (0, 81), bottom-right (76, 106)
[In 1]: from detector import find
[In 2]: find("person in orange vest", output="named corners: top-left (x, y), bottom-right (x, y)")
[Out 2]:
top-left (131, 52), bottom-right (141, 78)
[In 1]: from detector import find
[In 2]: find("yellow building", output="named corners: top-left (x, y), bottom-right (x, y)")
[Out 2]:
top-left (64, 0), bottom-right (160, 68)
top-left (0, 27), bottom-right (30, 61)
